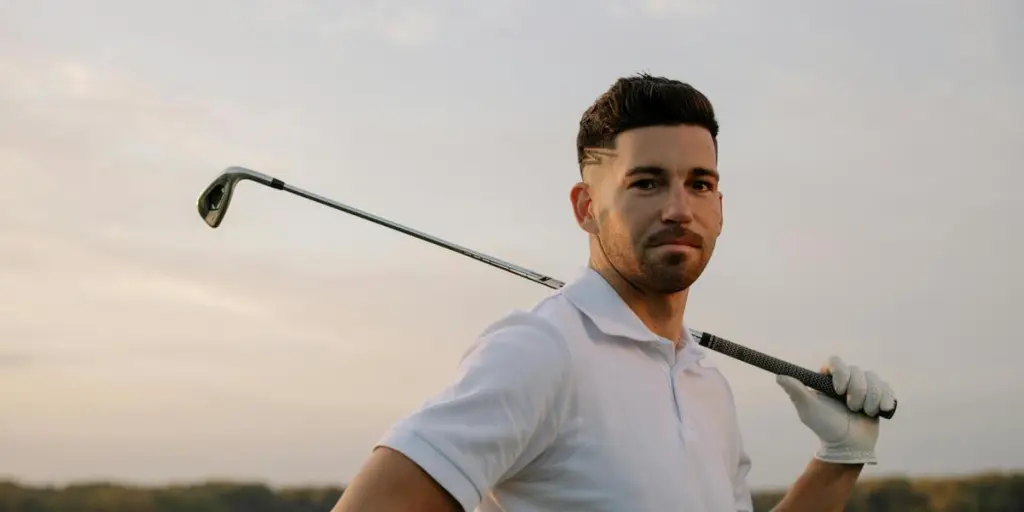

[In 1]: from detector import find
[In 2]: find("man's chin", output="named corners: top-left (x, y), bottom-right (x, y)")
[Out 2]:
top-left (641, 261), bottom-right (705, 293)
top-left (644, 270), bottom-right (696, 294)
top-left (649, 282), bottom-right (691, 294)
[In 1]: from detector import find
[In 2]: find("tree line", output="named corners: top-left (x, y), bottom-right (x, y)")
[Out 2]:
top-left (0, 471), bottom-right (1020, 511)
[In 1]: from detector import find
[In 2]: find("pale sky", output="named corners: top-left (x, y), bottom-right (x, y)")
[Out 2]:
top-left (1, 0), bottom-right (1021, 492)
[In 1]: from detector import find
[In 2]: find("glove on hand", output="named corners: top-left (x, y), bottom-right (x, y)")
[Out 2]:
top-left (776, 356), bottom-right (896, 465)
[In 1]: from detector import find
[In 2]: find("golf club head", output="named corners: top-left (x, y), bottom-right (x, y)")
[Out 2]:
top-left (197, 167), bottom-right (280, 228)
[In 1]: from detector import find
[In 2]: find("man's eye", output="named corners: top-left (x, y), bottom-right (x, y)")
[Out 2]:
top-left (691, 180), bottom-right (714, 192)
top-left (630, 179), bottom-right (657, 190)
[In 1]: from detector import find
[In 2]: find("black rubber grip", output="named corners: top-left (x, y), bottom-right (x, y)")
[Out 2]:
top-left (696, 331), bottom-right (897, 420)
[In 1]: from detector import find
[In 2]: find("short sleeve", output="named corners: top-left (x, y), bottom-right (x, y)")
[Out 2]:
top-left (374, 311), bottom-right (574, 511)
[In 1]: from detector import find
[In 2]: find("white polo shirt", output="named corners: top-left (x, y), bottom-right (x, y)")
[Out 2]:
top-left (377, 268), bottom-right (753, 511)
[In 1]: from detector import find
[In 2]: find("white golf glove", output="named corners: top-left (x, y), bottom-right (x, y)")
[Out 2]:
top-left (776, 356), bottom-right (896, 465)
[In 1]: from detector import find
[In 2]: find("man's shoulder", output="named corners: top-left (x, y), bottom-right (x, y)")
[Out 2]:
top-left (462, 293), bottom-right (581, 367)
top-left (484, 291), bottom-right (578, 333)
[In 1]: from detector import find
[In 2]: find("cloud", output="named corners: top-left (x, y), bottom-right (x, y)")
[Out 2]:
top-left (1, 57), bottom-right (256, 159)
top-left (364, 5), bottom-right (440, 47)
top-left (640, 0), bottom-right (715, 17)
top-left (0, 53), bottom-right (313, 254)
top-left (0, 352), bottom-right (34, 368)
top-left (0, 228), bottom-right (272, 333)
top-left (256, 0), bottom-right (440, 47)
top-left (83, 269), bottom-right (270, 319)
top-left (602, 0), bottom-right (716, 19)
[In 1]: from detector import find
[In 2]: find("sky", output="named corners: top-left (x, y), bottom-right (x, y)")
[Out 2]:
top-left (1, 0), bottom-right (1022, 492)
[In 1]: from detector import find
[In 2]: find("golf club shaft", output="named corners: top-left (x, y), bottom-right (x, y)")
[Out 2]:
top-left (220, 172), bottom-right (895, 420)
top-left (281, 183), bottom-right (566, 290)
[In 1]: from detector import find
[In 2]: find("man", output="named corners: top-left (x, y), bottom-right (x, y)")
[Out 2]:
top-left (332, 73), bottom-right (896, 511)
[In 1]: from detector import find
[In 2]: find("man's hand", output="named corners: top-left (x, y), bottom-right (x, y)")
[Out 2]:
top-left (776, 356), bottom-right (896, 464)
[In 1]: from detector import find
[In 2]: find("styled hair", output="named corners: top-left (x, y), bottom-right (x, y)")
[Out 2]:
top-left (576, 73), bottom-right (719, 170)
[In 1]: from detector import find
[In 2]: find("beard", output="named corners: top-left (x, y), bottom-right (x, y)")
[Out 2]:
top-left (597, 227), bottom-right (713, 294)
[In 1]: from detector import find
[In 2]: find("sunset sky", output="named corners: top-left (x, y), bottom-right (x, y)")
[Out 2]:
top-left (2, 0), bottom-right (1021, 491)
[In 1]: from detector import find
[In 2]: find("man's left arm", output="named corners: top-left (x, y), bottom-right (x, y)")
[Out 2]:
top-left (770, 356), bottom-right (897, 512)
top-left (771, 458), bottom-right (862, 511)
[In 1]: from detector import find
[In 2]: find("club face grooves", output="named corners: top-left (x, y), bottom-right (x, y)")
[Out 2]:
top-left (197, 176), bottom-right (234, 228)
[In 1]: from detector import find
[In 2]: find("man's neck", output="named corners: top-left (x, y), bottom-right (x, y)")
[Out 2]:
top-left (590, 263), bottom-right (689, 346)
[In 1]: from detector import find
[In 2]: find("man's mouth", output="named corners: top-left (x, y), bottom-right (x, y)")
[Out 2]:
top-left (649, 232), bottom-right (703, 249)
top-left (653, 239), bottom-right (700, 248)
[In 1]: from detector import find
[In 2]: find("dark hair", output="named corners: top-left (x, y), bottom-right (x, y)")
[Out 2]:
top-left (576, 73), bottom-right (719, 169)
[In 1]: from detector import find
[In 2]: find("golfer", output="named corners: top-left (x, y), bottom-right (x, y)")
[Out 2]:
top-left (332, 73), bottom-right (896, 511)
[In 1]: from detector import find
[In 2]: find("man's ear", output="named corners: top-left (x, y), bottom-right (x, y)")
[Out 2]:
top-left (570, 182), bottom-right (598, 235)
top-left (718, 190), bottom-right (724, 231)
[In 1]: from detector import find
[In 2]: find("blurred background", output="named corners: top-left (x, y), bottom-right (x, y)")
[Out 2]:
top-left (2, 0), bottom-right (1021, 510)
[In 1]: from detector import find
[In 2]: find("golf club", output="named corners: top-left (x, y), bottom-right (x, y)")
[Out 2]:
top-left (197, 166), bottom-right (897, 420)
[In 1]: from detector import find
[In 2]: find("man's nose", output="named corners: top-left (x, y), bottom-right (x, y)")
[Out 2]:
top-left (662, 182), bottom-right (695, 224)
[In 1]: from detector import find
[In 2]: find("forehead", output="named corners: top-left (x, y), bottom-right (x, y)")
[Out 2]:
top-left (612, 124), bottom-right (717, 174)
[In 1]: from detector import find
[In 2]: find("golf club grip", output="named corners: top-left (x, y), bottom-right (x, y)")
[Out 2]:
top-left (695, 331), bottom-right (896, 420)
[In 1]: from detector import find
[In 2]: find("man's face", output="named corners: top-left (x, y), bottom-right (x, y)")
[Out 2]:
top-left (572, 124), bottom-right (722, 294)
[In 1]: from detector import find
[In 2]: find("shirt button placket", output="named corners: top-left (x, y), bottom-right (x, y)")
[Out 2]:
top-left (674, 363), bottom-right (697, 443)
top-left (676, 374), bottom-right (686, 442)
top-left (667, 363), bottom-right (682, 423)
top-left (658, 340), bottom-right (683, 425)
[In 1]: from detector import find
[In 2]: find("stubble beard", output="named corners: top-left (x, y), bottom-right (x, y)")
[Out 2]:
top-left (599, 231), bottom-right (711, 295)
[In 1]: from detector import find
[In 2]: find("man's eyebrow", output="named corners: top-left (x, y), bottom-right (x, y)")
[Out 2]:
top-left (625, 165), bottom-right (721, 180)
top-left (625, 165), bottom-right (667, 177)
top-left (692, 167), bottom-right (720, 181)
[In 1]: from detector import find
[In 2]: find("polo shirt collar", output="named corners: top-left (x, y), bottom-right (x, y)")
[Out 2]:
top-left (560, 267), bottom-right (708, 360)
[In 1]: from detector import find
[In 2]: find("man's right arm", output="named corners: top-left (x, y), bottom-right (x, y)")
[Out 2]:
top-left (331, 312), bottom-right (574, 512)
top-left (331, 446), bottom-right (461, 512)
